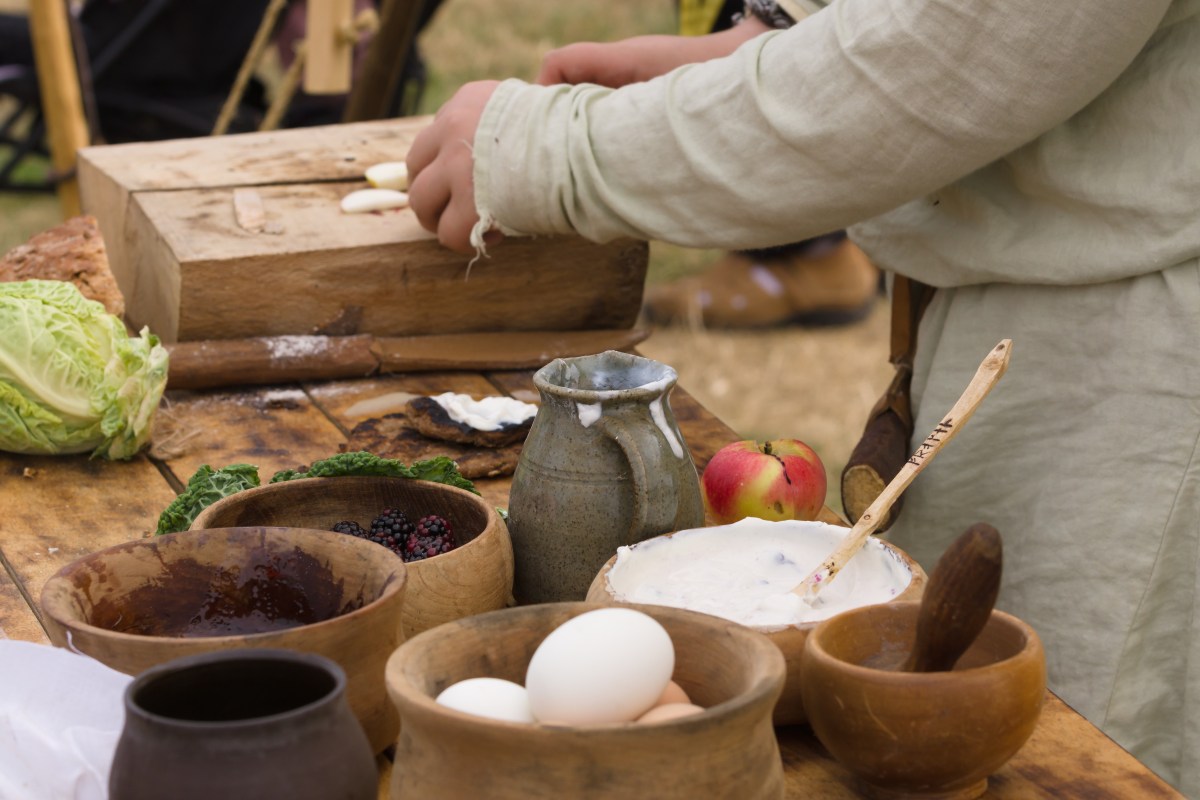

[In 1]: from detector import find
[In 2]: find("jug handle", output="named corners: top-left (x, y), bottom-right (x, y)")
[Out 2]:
top-left (595, 415), bottom-right (675, 546)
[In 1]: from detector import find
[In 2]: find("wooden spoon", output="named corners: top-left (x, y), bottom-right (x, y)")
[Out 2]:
top-left (792, 339), bottom-right (1012, 600)
top-left (900, 523), bottom-right (1003, 672)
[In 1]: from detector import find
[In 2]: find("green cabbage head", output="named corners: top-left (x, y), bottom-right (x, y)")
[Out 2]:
top-left (0, 280), bottom-right (169, 459)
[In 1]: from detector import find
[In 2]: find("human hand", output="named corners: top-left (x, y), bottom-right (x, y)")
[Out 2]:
top-left (537, 20), bottom-right (770, 88)
top-left (406, 80), bottom-right (502, 254)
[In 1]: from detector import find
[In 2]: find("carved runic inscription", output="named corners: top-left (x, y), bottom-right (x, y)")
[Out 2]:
top-left (908, 417), bottom-right (954, 466)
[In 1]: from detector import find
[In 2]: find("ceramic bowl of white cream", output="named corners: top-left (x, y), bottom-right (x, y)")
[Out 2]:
top-left (585, 518), bottom-right (927, 725)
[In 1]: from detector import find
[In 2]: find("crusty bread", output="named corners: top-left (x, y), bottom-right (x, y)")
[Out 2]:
top-left (405, 396), bottom-right (533, 448)
top-left (0, 215), bottom-right (125, 317)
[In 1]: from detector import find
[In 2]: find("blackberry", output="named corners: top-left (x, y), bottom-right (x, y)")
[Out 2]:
top-left (331, 520), bottom-right (368, 538)
top-left (402, 515), bottom-right (457, 563)
top-left (359, 508), bottom-right (413, 556)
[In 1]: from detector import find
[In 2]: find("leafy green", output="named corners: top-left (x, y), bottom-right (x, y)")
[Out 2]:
top-left (0, 280), bottom-right (169, 459)
top-left (156, 463), bottom-right (261, 535)
top-left (268, 451), bottom-right (477, 494)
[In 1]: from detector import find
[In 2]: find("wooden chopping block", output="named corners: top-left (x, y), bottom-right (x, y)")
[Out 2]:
top-left (76, 118), bottom-right (649, 342)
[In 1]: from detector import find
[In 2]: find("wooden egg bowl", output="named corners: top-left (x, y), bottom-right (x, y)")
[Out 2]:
top-left (191, 476), bottom-right (514, 638)
top-left (801, 601), bottom-right (1046, 799)
top-left (385, 602), bottom-right (786, 800)
top-left (39, 526), bottom-right (406, 753)
top-left (586, 524), bottom-right (927, 726)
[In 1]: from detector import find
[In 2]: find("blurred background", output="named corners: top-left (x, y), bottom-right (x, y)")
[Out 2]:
top-left (0, 0), bottom-right (890, 509)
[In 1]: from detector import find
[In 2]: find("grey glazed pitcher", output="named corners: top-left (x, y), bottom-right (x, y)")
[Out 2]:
top-left (507, 351), bottom-right (704, 603)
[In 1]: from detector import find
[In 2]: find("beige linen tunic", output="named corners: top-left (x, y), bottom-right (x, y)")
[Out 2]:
top-left (471, 0), bottom-right (1200, 793)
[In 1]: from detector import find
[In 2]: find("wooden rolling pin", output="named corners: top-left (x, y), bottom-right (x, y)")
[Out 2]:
top-left (165, 329), bottom-right (650, 390)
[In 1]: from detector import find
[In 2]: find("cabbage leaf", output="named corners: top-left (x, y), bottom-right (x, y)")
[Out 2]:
top-left (0, 280), bottom-right (169, 459)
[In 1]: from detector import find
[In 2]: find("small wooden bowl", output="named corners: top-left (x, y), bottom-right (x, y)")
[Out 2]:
top-left (386, 602), bottom-right (786, 800)
top-left (191, 476), bottom-right (514, 638)
top-left (801, 601), bottom-right (1046, 800)
top-left (586, 522), bottom-right (927, 726)
top-left (39, 526), bottom-right (405, 753)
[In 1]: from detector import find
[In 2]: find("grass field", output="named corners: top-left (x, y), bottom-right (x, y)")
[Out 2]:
top-left (0, 0), bottom-right (891, 510)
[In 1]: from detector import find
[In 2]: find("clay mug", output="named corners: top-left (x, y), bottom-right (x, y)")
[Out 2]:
top-left (507, 350), bottom-right (704, 603)
top-left (109, 649), bottom-right (377, 800)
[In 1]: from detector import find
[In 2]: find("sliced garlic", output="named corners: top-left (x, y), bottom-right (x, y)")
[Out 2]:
top-left (340, 188), bottom-right (409, 214)
top-left (365, 161), bottom-right (409, 191)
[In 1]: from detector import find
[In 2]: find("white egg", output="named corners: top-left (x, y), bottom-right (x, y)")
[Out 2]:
top-left (435, 678), bottom-right (535, 723)
top-left (525, 608), bottom-right (674, 725)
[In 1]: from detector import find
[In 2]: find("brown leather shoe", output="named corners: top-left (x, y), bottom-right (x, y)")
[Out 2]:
top-left (644, 239), bottom-right (879, 328)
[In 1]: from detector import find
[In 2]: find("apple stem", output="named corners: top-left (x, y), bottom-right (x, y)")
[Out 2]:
top-left (759, 441), bottom-right (792, 484)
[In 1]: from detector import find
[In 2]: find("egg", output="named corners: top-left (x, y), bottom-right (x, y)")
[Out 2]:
top-left (636, 703), bottom-right (705, 724)
top-left (655, 680), bottom-right (691, 707)
top-left (435, 677), bottom-right (535, 723)
top-left (525, 608), bottom-right (674, 725)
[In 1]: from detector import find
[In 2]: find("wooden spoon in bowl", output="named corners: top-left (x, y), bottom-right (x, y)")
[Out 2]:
top-left (791, 339), bottom-right (1012, 601)
top-left (900, 522), bottom-right (1003, 672)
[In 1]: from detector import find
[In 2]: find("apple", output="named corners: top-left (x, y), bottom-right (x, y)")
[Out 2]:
top-left (701, 439), bottom-right (827, 524)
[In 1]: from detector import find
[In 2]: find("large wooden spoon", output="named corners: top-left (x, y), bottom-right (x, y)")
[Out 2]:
top-left (792, 339), bottom-right (1012, 600)
top-left (900, 523), bottom-right (1003, 672)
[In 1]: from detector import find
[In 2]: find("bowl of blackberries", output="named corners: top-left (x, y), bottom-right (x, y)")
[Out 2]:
top-left (192, 476), bottom-right (514, 638)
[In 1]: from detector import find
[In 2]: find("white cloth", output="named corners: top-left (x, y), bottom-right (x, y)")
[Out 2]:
top-left (0, 641), bottom-right (130, 800)
top-left (469, 0), bottom-right (1200, 794)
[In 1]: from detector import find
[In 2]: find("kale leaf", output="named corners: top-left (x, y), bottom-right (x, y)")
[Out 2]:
top-left (155, 463), bottom-right (261, 535)
top-left (268, 451), bottom-right (477, 494)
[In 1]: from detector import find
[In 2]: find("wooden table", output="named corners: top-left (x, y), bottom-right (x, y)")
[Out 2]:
top-left (0, 369), bottom-right (1182, 798)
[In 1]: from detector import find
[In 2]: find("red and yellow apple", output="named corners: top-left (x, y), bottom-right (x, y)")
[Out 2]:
top-left (701, 439), bottom-right (827, 524)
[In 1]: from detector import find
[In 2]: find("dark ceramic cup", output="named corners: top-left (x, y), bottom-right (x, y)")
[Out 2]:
top-left (109, 649), bottom-right (377, 800)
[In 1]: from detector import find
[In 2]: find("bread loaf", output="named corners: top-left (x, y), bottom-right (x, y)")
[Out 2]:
top-left (0, 215), bottom-right (125, 317)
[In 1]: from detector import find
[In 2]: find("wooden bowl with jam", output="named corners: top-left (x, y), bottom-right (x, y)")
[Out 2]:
top-left (40, 525), bottom-right (405, 753)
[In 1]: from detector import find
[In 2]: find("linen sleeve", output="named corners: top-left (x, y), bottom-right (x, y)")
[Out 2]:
top-left (472, 0), bottom-right (1170, 249)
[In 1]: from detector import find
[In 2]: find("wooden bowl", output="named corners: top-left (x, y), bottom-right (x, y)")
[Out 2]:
top-left (586, 521), bottom-right (927, 726)
top-left (191, 476), bottom-right (514, 637)
top-left (39, 526), bottom-right (405, 753)
top-left (801, 601), bottom-right (1046, 799)
top-left (385, 602), bottom-right (786, 800)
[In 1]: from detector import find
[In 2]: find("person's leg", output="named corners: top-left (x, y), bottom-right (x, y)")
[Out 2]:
top-left (643, 234), bottom-right (879, 327)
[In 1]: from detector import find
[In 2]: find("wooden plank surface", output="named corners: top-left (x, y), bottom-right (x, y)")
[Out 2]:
top-left (155, 385), bottom-right (350, 487)
top-left (0, 372), bottom-right (1181, 798)
top-left (0, 454), bottom-right (176, 636)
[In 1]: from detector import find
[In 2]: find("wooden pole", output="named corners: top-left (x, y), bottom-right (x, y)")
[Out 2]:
top-left (304, 0), bottom-right (355, 95)
top-left (342, 0), bottom-right (425, 121)
top-left (28, 0), bottom-right (90, 217)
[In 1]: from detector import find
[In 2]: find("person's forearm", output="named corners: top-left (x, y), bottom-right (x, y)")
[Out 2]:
top-left (475, 0), bottom-right (1170, 249)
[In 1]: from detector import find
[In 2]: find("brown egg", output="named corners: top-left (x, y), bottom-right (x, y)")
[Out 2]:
top-left (654, 680), bottom-right (691, 707)
top-left (636, 703), bottom-right (704, 724)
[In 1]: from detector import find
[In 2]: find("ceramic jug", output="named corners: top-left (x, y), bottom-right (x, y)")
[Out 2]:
top-left (109, 649), bottom-right (377, 800)
top-left (507, 351), bottom-right (704, 603)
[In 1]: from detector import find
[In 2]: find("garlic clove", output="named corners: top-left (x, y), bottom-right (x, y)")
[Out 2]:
top-left (365, 161), bottom-right (409, 191)
top-left (340, 188), bottom-right (410, 214)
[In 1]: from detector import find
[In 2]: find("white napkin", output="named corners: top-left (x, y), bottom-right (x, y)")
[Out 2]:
top-left (0, 641), bottom-right (131, 800)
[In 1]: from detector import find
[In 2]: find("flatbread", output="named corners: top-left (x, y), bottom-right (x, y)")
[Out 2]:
top-left (404, 396), bottom-right (532, 448)
top-left (344, 413), bottom-right (522, 479)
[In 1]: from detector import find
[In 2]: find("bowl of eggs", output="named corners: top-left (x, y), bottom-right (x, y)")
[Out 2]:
top-left (191, 475), bottom-right (513, 638)
top-left (385, 602), bottom-right (786, 799)
top-left (586, 518), bottom-right (927, 725)
top-left (39, 526), bottom-right (405, 753)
